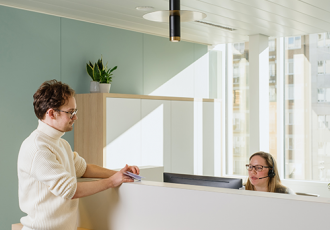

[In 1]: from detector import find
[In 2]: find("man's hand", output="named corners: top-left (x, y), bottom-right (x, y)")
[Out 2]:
top-left (72, 165), bottom-right (140, 199)
top-left (108, 164), bottom-right (137, 188)
top-left (125, 164), bottom-right (140, 175)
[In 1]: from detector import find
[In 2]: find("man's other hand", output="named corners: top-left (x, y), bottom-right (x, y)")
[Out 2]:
top-left (124, 164), bottom-right (140, 175)
top-left (108, 164), bottom-right (135, 188)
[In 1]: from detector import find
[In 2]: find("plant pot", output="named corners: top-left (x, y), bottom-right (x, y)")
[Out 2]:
top-left (99, 83), bottom-right (111, 93)
top-left (90, 81), bottom-right (100, 93)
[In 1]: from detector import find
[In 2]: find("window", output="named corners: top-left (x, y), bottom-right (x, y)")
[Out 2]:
top-left (318, 115), bottom-right (326, 129)
top-left (286, 36), bottom-right (301, 49)
top-left (233, 63), bottom-right (239, 82)
top-left (269, 39), bottom-right (278, 159)
top-left (269, 87), bottom-right (276, 102)
top-left (318, 88), bottom-right (325, 102)
top-left (326, 32), bottom-right (330, 47)
top-left (224, 33), bottom-right (330, 182)
top-left (326, 60), bottom-right (330, 74)
top-left (233, 113), bottom-right (241, 131)
top-left (288, 137), bottom-right (294, 150)
top-left (317, 33), bottom-right (330, 48)
top-left (318, 88), bottom-right (330, 102)
top-left (288, 111), bottom-right (294, 125)
top-left (233, 89), bottom-right (241, 105)
top-left (269, 62), bottom-right (276, 78)
top-left (318, 61), bottom-right (324, 75)
top-left (283, 33), bottom-right (330, 181)
top-left (227, 42), bottom-right (250, 175)
top-left (327, 88), bottom-right (330, 102)
top-left (286, 59), bottom-right (294, 75)
top-left (269, 40), bottom-right (275, 52)
top-left (287, 85), bottom-right (294, 100)
top-left (318, 33), bottom-right (325, 47)
top-left (327, 116), bottom-right (330, 129)
top-left (233, 43), bottom-right (245, 54)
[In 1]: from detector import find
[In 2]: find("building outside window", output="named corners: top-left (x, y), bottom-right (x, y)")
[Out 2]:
top-left (286, 36), bottom-right (301, 50)
top-left (233, 63), bottom-right (240, 83)
top-left (326, 60), bottom-right (330, 74)
top-left (233, 42), bottom-right (245, 54)
top-left (227, 42), bottom-right (249, 176)
top-left (224, 33), bottom-right (330, 182)
top-left (283, 33), bottom-right (330, 181)
top-left (286, 59), bottom-right (294, 75)
top-left (318, 32), bottom-right (330, 48)
top-left (269, 87), bottom-right (276, 102)
top-left (269, 62), bottom-right (276, 83)
top-left (318, 61), bottom-right (324, 75)
top-left (317, 88), bottom-right (330, 102)
top-left (318, 33), bottom-right (325, 47)
top-left (269, 39), bottom-right (275, 52)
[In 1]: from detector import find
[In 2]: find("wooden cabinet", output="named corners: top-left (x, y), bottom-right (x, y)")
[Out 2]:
top-left (74, 93), bottom-right (221, 175)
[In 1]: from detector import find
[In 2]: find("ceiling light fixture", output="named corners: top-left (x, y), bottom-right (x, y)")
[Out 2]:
top-left (143, 0), bottom-right (206, 42)
top-left (195, 21), bottom-right (236, 31)
top-left (135, 6), bottom-right (155, 11)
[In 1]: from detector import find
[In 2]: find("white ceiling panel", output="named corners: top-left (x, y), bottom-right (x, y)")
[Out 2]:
top-left (1, 0), bottom-right (330, 45)
top-left (299, 0), bottom-right (330, 13)
top-left (268, 0), bottom-right (330, 23)
top-left (233, 0), bottom-right (329, 33)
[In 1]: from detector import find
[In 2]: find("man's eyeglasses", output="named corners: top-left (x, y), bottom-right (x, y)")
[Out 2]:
top-left (55, 109), bottom-right (78, 119)
top-left (246, 164), bottom-right (270, 172)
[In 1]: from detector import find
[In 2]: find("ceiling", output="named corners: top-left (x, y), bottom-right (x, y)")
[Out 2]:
top-left (1, 0), bottom-right (330, 45)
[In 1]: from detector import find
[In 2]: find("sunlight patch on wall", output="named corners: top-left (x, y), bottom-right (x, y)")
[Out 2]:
top-left (105, 103), bottom-right (164, 169)
top-left (149, 53), bottom-right (209, 98)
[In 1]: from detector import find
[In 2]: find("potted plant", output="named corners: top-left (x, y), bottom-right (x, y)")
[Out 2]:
top-left (86, 61), bottom-right (100, 93)
top-left (99, 61), bottom-right (117, 93)
top-left (86, 57), bottom-right (117, 93)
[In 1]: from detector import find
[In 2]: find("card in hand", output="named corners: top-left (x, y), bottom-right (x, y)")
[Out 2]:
top-left (123, 171), bottom-right (144, 181)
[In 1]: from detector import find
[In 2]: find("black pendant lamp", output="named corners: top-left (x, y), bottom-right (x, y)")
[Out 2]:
top-left (143, 0), bottom-right (206, 42)
top-left (169, 0), bottom-right (180, 42)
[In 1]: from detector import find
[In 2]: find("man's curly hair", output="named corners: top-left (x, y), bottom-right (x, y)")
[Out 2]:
top-left (33, 80), bottom-right (75, 120)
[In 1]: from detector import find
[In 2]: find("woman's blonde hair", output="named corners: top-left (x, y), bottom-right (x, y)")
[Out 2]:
top-left (245, 151), bottom-right (287, 193)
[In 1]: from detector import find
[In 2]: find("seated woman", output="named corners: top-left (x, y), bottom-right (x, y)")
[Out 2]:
top-left (244, 151), bottom-right (295, 194)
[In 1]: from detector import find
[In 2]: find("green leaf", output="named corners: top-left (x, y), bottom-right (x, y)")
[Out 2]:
top-left (93, 62), bottom-right (101, 82)
top-left (97, 58), bottom-right (103, 71)
top-left (109, 66), bottom-right (117, 73)
top-left (86, 63), bottom-right (94, 81)
top-left (99, 75), bottom-right (105, 83)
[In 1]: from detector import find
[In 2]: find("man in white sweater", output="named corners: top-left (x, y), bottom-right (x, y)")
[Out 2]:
top-left (17, 80), bottom-right (139, 230)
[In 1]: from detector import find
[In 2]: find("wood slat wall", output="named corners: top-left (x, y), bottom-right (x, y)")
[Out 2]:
top-left (74, 93), bottom-right (105, 166)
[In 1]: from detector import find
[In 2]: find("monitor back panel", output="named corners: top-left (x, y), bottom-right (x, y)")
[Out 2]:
top-left (163, 173), bottom-right (242, 189)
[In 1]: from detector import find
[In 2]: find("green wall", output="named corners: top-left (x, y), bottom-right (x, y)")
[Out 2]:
top-left (0, 5), bottom-right (207, 229)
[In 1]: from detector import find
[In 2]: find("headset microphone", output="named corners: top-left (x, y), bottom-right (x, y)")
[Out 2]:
top-left (258, 176), bottom-right (269, 179)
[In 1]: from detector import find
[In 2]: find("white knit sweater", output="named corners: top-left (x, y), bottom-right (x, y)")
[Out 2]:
top-left (17, 120), bottom-right (87, 230)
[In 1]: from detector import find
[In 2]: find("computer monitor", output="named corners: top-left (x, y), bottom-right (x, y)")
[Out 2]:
top-left (163, 172), bottom-right (242, 189)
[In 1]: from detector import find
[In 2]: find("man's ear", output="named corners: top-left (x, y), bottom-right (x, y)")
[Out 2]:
top-left (46, 109), bottom-right (57, 119)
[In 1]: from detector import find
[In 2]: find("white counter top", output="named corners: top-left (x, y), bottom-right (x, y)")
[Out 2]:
top-left (78, 178), bottom-right (330, 230)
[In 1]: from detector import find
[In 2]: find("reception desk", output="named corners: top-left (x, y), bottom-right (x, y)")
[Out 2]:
top-left (78, 178), bottom-right (330, 230)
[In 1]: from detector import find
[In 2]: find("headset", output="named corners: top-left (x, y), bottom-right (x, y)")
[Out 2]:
top-left (258, 153), bottom-right (276, 179)
top-left (268, 154), bottom-right (276, 178)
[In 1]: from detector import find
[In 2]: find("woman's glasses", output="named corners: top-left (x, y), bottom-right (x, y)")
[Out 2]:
top-left (246, 164), bottom-right (270, 172)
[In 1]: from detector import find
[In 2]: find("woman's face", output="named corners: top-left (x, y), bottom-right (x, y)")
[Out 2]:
top-left (248, 155), bottom-right (270, 189)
